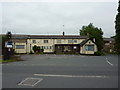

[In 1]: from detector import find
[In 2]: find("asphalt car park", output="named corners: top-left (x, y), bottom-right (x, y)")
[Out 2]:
top-left (2, 54), bottom-right (118, 88)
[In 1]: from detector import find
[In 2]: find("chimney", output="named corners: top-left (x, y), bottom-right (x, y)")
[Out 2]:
top-left (63, 32), bottom-right (65, 36)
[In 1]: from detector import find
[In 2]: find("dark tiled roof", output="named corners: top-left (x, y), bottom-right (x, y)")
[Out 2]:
top-left (11, 34), bottom-right (88, 39)
top-left (103, 38), bottom-right (114, 41)
top-left (12, 35), bottom-right (28, 39)
top-left (79, 38), bottom-right (95, 46)
top-left (28, 35), bottom-right (88, 39)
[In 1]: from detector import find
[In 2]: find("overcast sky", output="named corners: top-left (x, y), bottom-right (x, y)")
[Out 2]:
top-left (1, 1), bottom-right (118, 37)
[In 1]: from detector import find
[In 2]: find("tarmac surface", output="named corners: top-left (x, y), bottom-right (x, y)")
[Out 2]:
top-left (2, 54), bottom-right (118, 88)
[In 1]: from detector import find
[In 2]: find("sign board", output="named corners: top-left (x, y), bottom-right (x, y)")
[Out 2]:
top-left (7, 45), bottom-right (12, 48)
top-left (7, 41), bottom-right (12, 48)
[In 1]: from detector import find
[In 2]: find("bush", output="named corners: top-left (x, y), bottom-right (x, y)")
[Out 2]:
top-left (32, 45), bottom-right (44, 54)
top-left (94, 51), bottom-right (105, 56)
top-left (32, 45), bottom-right (38, 53)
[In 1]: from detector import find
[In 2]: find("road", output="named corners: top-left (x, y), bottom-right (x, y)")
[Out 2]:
top-left (2, 54), bottom-right (118, 88)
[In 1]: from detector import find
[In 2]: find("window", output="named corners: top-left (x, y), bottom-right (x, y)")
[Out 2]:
top-left (85, 45), bottom-right (94, 51)
top-left (49, 46), bottom-right (52, 49)
top-left (33, 40), bottom-right (36, 43)
top-left (68, 40), bottom-right (73, 43)
top-left (68, 40), bottom-right (77, 43)
top-left (57, 40), bottom-right (61, 43)
top-left (44, 40), bottom-right (48, 43)
top-left (44, 46), bottom-right (47, 49)
top-left (43, 46), bottom-right (52, 49)
top-left (74, 40), bottom-right (77, 43)
top-left (16, 45), bottom-right (25, 49)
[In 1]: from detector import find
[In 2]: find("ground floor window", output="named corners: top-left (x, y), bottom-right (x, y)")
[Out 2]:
top-left (43, 46), bottom-right (52, 49)
top-left (16, 45), bottom-right (25, 49)
top-left (85, 45), bottom-right (94, 51)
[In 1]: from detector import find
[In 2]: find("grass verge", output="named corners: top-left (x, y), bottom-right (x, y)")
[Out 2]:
top-left (0, 59), bottom-right (17, 63)
top-left (0, 55), bottom-right (24, 63)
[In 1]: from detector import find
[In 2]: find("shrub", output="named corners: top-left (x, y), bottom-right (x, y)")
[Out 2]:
top-left (94, 51), bottom-right (105, 56)
top-left (32, 45), bottom-right (38, 53)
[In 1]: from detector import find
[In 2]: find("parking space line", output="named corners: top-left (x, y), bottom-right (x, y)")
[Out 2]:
top-left (18, 77), bottom-right (43, 87)
top-left (106, 60), bottom-right (113, 66)
top-left (34, 74), bottom-right (108, 78)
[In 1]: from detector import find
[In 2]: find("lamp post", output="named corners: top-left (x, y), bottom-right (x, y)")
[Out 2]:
top-left (4, 32), bottom-right (12, 60)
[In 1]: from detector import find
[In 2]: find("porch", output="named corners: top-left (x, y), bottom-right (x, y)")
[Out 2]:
top-left (55, 44), bottom-right (80, 54)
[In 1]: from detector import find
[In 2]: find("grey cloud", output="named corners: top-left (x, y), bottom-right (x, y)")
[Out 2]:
top-left (2, 2), bottom-right (118, 37)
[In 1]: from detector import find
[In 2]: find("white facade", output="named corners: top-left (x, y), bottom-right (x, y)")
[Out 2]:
top-left (80, 40), bottom-right (97, 54)
top-left (12, 35), bottom-right (97, 54)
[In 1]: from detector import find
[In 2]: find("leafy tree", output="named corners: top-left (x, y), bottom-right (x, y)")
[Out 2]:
top-left (32, 45), bottom-right (38, 53)
top-left (32, 45), bottom-right (44, 53)
top-left (115, 1), bottom-right (120, 54)
top-left (80, 23), bottom-right (104, 51)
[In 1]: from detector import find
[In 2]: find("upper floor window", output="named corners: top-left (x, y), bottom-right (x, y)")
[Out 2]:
top-left (74, 40), bottom-right (77, 43)
top-left (33, 40), bottom-right (36, 43)
top-left (68, 40), bottom-right (77, 43)
top-left (44, 40), bottom-right (48, 43)
top-left (57, 40), bottom-right (61, 43)
top-left (68, 40), bottom-right (73, 43)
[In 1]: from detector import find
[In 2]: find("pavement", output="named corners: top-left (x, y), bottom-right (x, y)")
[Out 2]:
top-left (2, 54), bottom-right (118, 88)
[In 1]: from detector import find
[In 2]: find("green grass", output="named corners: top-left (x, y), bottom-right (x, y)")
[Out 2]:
top-left (0, 59), bottom-right (18, 63)
top-left (0, 55), bottom-right (24, 63)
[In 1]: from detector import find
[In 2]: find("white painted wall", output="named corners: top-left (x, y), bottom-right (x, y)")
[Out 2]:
top-left (80, 40), bottom-right (97, 54)
top-left (27, 38), bottom-right (86, 53)
top-left (14, 43), bottom-right (27, 53)
top-left (13, 38), bottom-right (97, 54)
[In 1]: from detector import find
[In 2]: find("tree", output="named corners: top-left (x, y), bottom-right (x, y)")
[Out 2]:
top-left (115, 1), bottom-right (120, 54)
top-left (32, 45), bottom-right (44, 53)
top-left (32, 45), bottom-right (38, 53)
top-left (80, 23), bottom-right (104, 51)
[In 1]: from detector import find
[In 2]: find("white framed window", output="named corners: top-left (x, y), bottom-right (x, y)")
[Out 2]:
top-left (49, 46), bottom-right (52, 49)
top-left (33, 40), bottom-right (36, 43)
top-left (85, 45), bottom-right (94, 51)
top-left (74, 40), bottom-right (77, 43)
top-left (44, 40), bottom-right (48, 43)
top-left (57, 40), bottom-right (61, 43)
top-left (68, 40), bottom-right (73, 43)
top-left (44, 46), bottom-right (47, 49)
top-left (16, 45), bottom-right (25, 49)
top-left (43, 46), bottom-right (52, 49)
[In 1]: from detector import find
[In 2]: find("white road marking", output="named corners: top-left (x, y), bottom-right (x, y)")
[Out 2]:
top-left (34, 74), bottom-right (108, 78)
top-left (106, 60), bottom-right (114, 66)
top-left (18, 77), bottom-right (43, 87)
